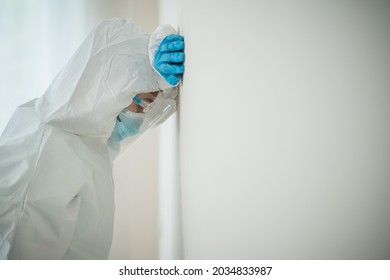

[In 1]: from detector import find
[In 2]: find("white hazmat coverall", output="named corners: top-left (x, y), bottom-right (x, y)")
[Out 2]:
top-left (0, 18), bottom-right (178, 259)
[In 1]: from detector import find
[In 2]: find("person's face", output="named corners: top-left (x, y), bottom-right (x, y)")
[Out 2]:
top-left (128, 91), bottom-right (159, 113)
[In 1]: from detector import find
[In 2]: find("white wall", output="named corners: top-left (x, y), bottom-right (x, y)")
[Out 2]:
top-left (179, 0), bottom-right (390, 259)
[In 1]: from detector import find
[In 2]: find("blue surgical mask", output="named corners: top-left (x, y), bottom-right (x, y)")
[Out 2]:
top-left (111, 109), bottom-right (145, 141)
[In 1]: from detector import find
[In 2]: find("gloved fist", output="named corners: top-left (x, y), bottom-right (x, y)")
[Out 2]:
top-left (154, 34), bottom-right (185, 86)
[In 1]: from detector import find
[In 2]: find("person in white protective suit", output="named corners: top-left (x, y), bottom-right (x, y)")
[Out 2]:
top-left (0, 18), bottom-right (184, 259)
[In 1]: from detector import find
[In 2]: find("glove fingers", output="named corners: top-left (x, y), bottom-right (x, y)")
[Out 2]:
top-left (158, 63), bottom-right (184, 74)
top-left (154, 34), bottom-right (185, 85)
top-left (158, 52), bottom-right (185, 63)
top-left (160, 40), bottom-right (185, 52)
top-left (165, 74), bottom-right (181, 86)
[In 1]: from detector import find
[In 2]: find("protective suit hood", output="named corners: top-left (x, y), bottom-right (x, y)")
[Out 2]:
top-left (36, 18), bottom-right (161, 139)
top-left (107, 23), bottom-right (179, 161)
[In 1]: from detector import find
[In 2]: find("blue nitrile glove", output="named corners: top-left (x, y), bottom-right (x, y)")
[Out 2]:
top-left (154, 34), bottom-right (185, 86)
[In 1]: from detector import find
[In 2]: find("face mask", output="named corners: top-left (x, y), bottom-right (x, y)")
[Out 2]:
top-left (111, 109), bottom-right (145, 141)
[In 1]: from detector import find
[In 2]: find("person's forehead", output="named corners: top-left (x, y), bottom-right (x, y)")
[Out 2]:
top-left (136, 91), bottom-right (159, 101)
top-left (137, 91), bottom-right (159, 97)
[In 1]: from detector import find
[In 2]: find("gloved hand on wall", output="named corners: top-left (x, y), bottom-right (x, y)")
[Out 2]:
top-left (154, 34), bottom-right (185, 86)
